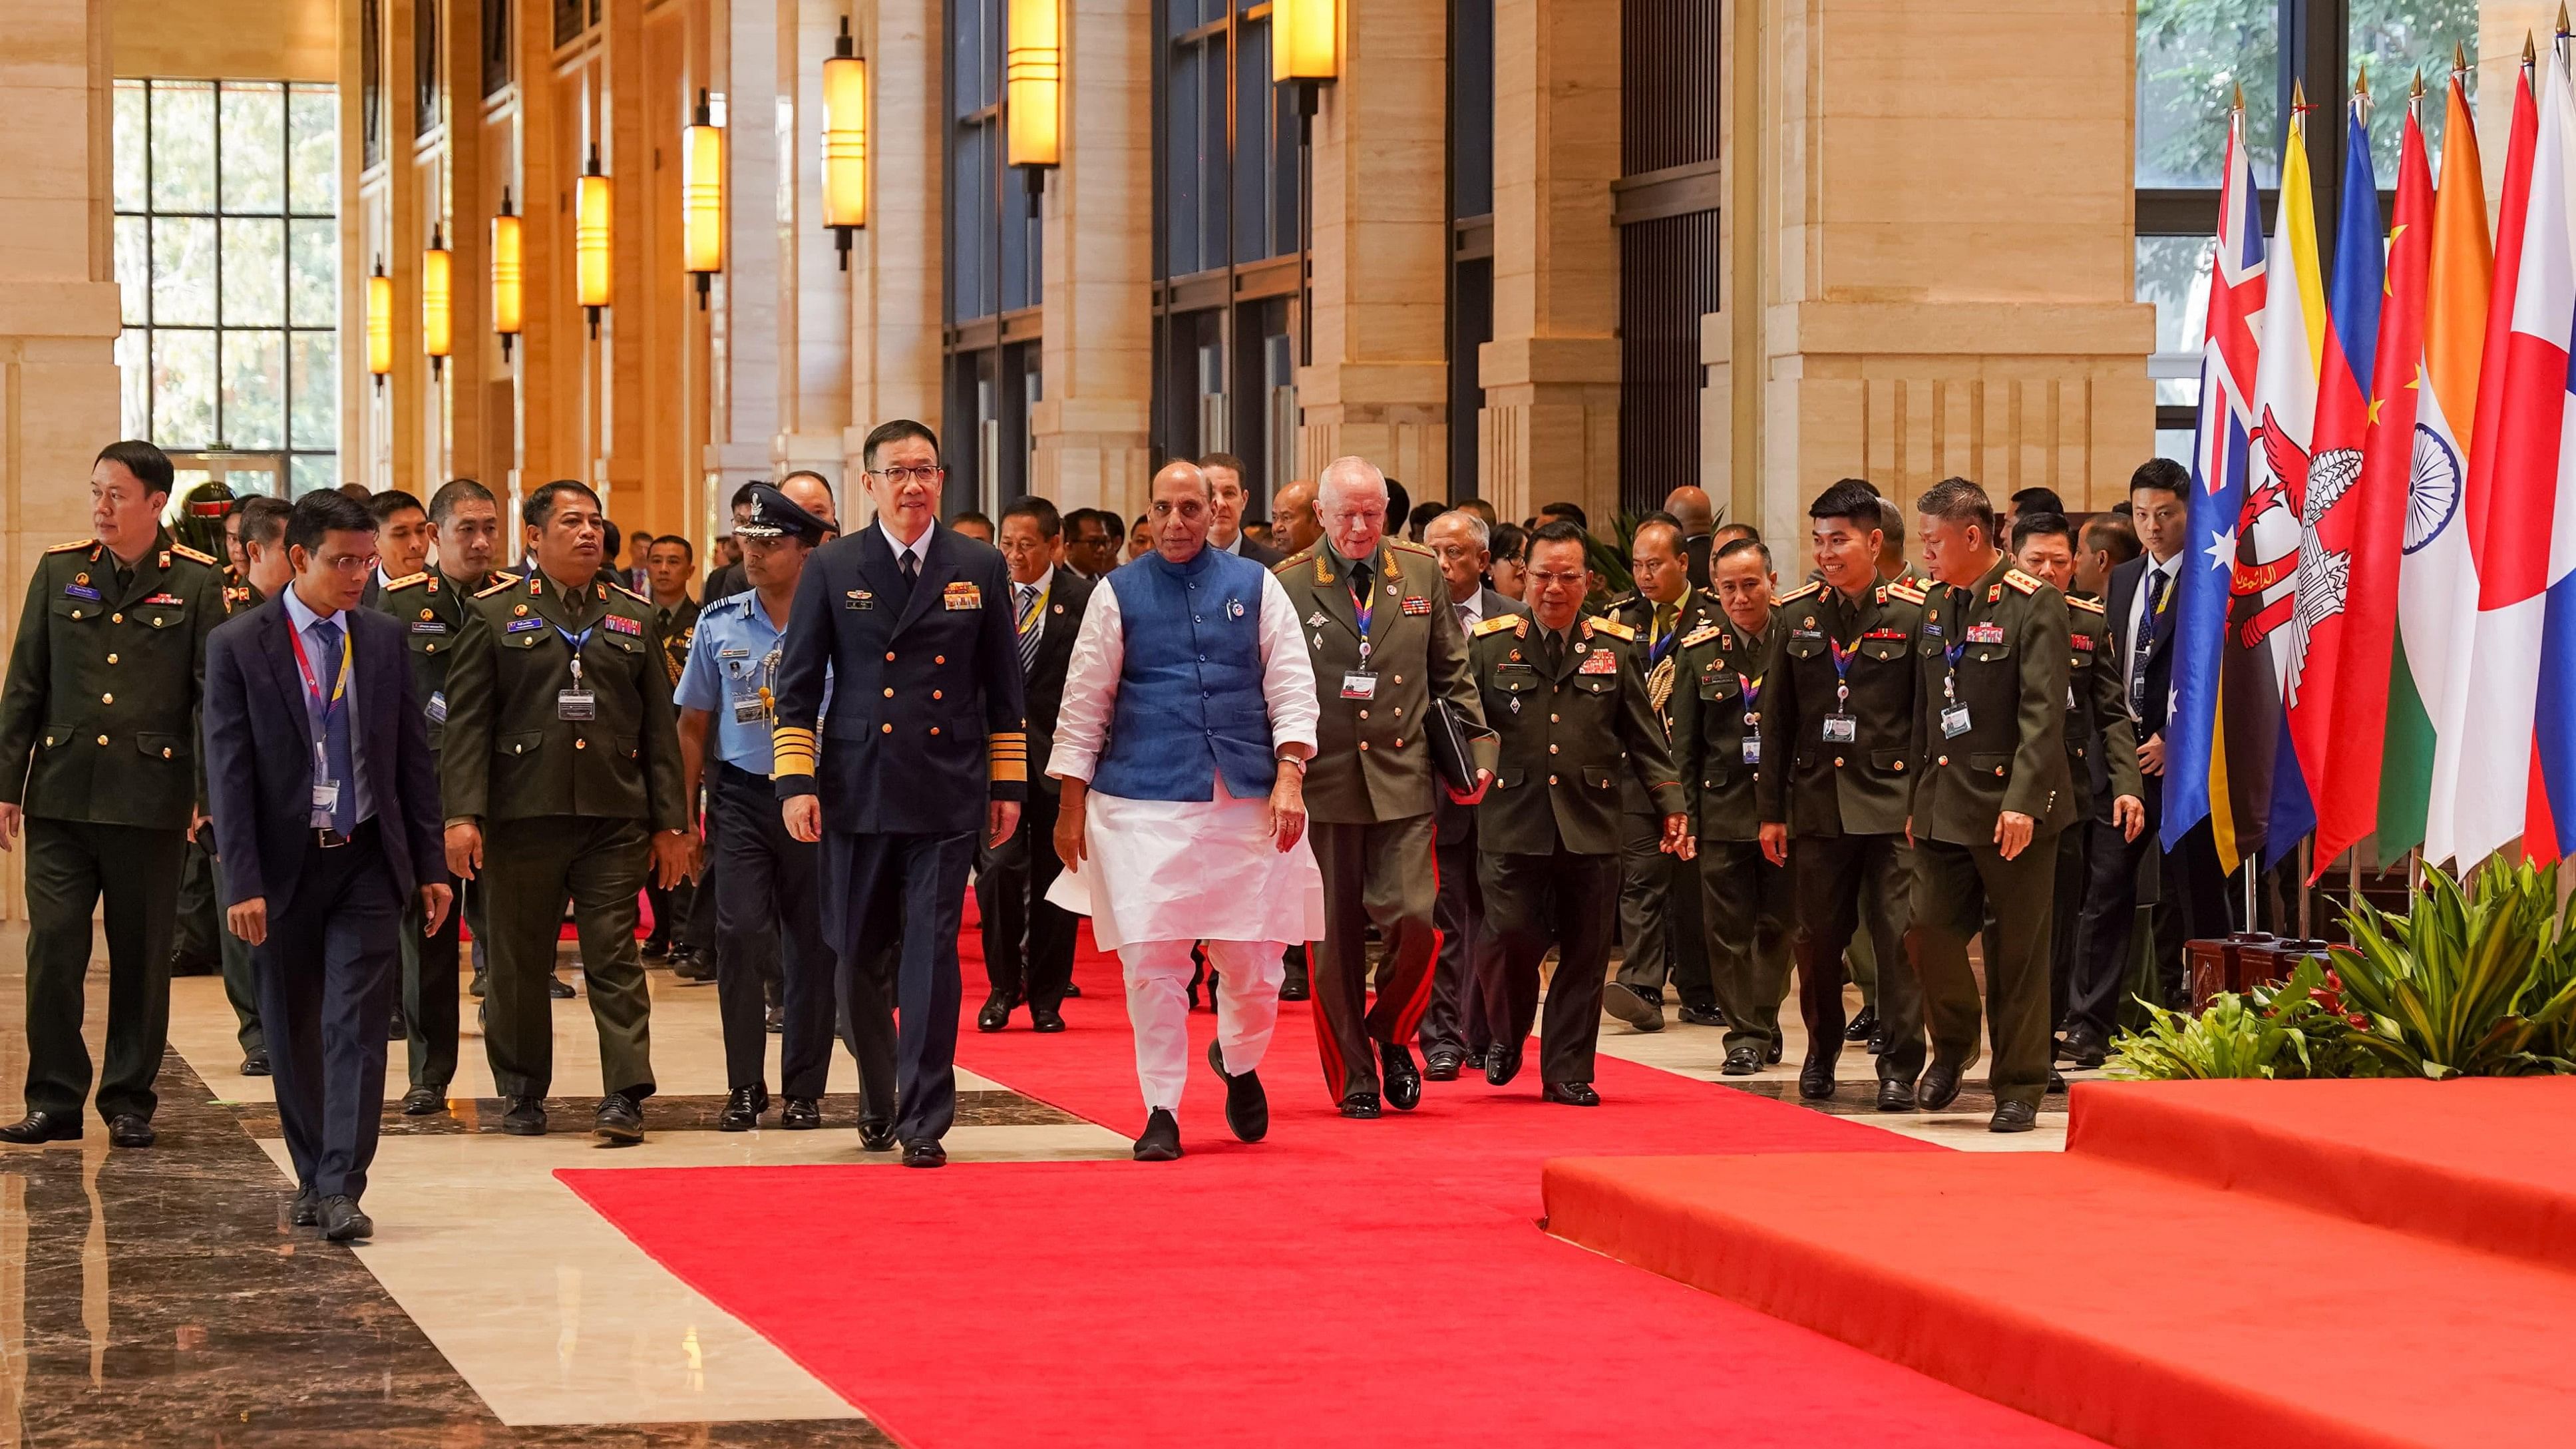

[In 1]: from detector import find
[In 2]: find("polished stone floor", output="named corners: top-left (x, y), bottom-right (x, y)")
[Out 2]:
top-left (0, 922), bottom-right (2076, 1444)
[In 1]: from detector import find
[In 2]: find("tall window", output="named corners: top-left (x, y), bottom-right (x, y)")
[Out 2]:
top-left (113, 79), bottom-right (342, 495)
top-left (1616, 0), bottom-right (1723, 515)
top-left (944, 0), bottom-right (1043, 516)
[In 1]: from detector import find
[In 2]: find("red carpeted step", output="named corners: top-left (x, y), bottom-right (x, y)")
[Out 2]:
top-left (1542, 1149), bottom-right (2576, 1449)
top-left (2066, 1078), bottom-right (2576, 1273)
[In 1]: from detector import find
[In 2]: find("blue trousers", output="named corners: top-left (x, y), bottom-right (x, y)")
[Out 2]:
top-left (821, 830), bottom-right (974, 1143)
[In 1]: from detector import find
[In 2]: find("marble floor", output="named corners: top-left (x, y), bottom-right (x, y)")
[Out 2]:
top-left (0, 923), bottom-right (2082, 1444)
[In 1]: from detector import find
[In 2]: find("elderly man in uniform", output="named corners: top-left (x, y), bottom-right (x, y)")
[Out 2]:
top-left (1906, 478), bottom-right (2076, 1132)
top-left (1273, 456), bottom-right (1485, 1118)
top-left (1047, 461), bottom-right (1323, 1160)
top-left (1416, 508), bottom-right (1523, 1078)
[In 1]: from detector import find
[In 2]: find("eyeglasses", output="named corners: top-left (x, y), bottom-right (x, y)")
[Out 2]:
top-left (316, 552), bottom-right (380, 576)
top-left (870, 465), bottom-right (946, 487)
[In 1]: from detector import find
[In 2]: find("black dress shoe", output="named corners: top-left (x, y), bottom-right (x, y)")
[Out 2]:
top-left (469, 970), bottom-right (489, 998)
top-left (1132, 1108), bottom-right (1184, 1161)
top-left (1381, 1044), bottom-right (1422, 1111)
top-left (319, 1195), bottom-right (375, 1243)
top-left (765, 1005), bottom-right (784, 1033)
top-left (1484, 1042), bottom-right (1524, 1087)
top-left (240, 1049), bottom-right (272, 1078)
top-left (1061, 980), bottom-right (1083, 998)
top-left (1602, 981), bottom-right (1664, 1032)
top-left (671, 955), bottom-right (718, 984)
top-left (106, 1114), bottom-right (155, 1149)
top-left (1797, 1056), bottom-right (1836, 1101)
top-left (900, 1140), bottom-right (947, 1168)
top-left (1208, 1039), bottom-right (1269, 1141)
top-left (977, 996), bottom-right (1013, 1032)
top-left (1991, 1100), bottom-right (2038, 1134)
top-left (2046, 1070), bottom-right (2067, 1095)
top-left (781, 1097), bottom-right (822, 1130)
top-left (1278, 978), bottom-right (1310, 1002)
top-left (401, 1086), bottom-right (444, 1116)
top-left (1720, 1045), bottom-right (1762, 1076)
top-left (1867, 1023), bottom-right (1891, 1056)
top-left (1541, 1081), bottom-right (1600, 1107)
top-left (1877, 1078), bottom-right (1918, 1112)
top-left (289, 1186), bottom-right (319, 1226)
top-left (388, 1008), bottom-right (407, 1042)
top-left (1843, 1005), bottom-right (1877, 1042)
top-left (1676, 1002), bottom-right (1727, 1028)
top-left (594, 1092), bottom-right (645, 1145)
top-left (500, 1097), bottom-right (548, 1136)
top-left (1767, 1041), bottom-right (1785, 1064)
top-left (1919, 1062), bottom-right (1963, 1112)
top-left (1030, 1005), bottom-right (1065, 1034)
top-left (1465, 1047), bottom-right (1487, 1070)
top-left (858, 1118), bottom-right (898, 1152)
top-left (547, 974), bottom-right (576, 999)
top-left (2062, 1032), bottom-right (2108, 1070)
top-left (1423, 1050), bottom-right (1463, 1082)
top-left (642, 935), bottom-right (671, 960)
top-left (168, 948), bottom-right (218, 978)
top-left (1338, 1093), bottom-right (1382, 1120)
top-left (718, 1085), bottom-right (767, 1132)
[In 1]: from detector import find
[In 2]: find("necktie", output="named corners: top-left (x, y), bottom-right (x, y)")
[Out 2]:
top-left (902, 551), bottom-right (920, 585)
top-left (311, 618), bottom-right (355, 833)
top-left (2133, 568), bottom-right (2167, 712)
top-left (1350, 561), bottom-right (1372, 611)
top-left (1541, 626), bottom-right (1566, 675)
top-left (1015, 583), bottom-right (1042, 675)
top-left (891, 547), bottom-right (920, 610)
top-left (1455, 602), bottom-right (1474, 632)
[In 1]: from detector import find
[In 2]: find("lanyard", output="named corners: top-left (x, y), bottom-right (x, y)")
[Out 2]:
top-left (1015, 583), bottom-right (1047, 634)
top-left (1650, 608), bottom-right (1680, 663)
top-left (285, 615), bottom-right (352, 732)
top-left (555, 623), bottom-right (596, 685)
top-left (1351, 578), bottom-right (1376, 666)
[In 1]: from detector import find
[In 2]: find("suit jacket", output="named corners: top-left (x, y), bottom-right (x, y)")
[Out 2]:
top-left (1436, 588), bottom-right (1527, 846)
top-left (202, 595), bottom-right (446, 914)
top-left (1014, 570), bottom-right (1096, 793)
top-left (2103, 552), bottom-right (2180, 739)
top-left (771, 522), bottom-right (1029, 833)
top-left (1228, 533), bottom-right (1286, 569)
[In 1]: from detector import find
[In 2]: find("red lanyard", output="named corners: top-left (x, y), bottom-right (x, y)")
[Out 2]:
top-left (286, 614), bottom-right (352, 731)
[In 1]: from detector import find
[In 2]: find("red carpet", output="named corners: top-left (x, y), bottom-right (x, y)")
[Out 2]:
top-left (1545, 1080), bottom-right (2576, 1449)
top-left (558, 919), bottom-right (2105, 1449)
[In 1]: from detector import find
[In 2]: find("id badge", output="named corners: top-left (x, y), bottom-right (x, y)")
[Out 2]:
top-left (558, 688), bottom-right (597, 722)
top-left (1742, 735), bottom-right (1762, 765)
top-left (425, 690), bottom-right (448, 725)
top-left (731, 693), bottom-right (768, 724)
top-left (310, 778), bottom-right (339, 825)
top-left (1821, 713), bottom-right (1857, 744)
top-left (1341, 671), bottom-right (1378, 702)
top-left (1941, 704), bottom-right (1973, 739)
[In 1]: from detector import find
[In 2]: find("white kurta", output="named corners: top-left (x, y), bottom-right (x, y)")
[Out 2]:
top-left (1043, 564), bottom-right (1326, 953)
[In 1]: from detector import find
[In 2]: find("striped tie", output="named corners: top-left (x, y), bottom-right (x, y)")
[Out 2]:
top-left (1016, 584), bottom-right (1042, 675)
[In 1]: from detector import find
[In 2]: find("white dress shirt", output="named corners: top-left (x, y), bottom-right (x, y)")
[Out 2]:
top-left (278, 585), bottom-right (375, 824)
top-left (879, 518), bottom-right (934, 576)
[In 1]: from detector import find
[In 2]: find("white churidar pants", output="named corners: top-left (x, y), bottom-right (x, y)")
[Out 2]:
top-left (1119, 938), bottom-right (1288, 1115)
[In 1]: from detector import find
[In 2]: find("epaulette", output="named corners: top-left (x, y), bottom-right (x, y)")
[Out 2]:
top-left (1774, 580), bottom-right (1823, 605)
top-left (1586, 615), bottom-right (1636, 642)
top-left (2069, 594), bottom-right (2105, 615)
top-left (610, 580), bottom-right (651, 604)
top-left (2004, 568), bottom-right (2044, 596)
top-left (1606, 592), bottom-right (1643, 612)
top-left (45, 538), bottom-right (92, 554)
top-left (169, 542), bottom-right (218, 566)
top-left (383, 571), bottom-right (431, 590)
top-left (1388, 538), bottom-right (1434, 558)
top-left (1885, 580), bottom-right (1927, 605)
top-left (489, 570), bottom-right (522, 588)
top-left (475, 576), bottom-right (518, 598)
top-left (1680, 622), bottom-right (1724, 650)
top-left (1472, 613), bottom-right (1522, 637)
top-left (1273, 548), bottom-right (1312, 576)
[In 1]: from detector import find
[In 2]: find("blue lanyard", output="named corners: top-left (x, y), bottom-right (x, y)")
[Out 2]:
top-left (1827, 637), bottom-right (1855, 682)
top-left (554, 623), bottom-right (596, 653)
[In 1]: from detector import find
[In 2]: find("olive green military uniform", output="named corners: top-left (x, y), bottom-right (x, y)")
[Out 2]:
top-left (173, 569), bottom-right (266, 1064)
top-left (2044, 594), bottom-right (2139, 1034)
top-left (1467, 613), bottom-right (1684, 1089)
top-left (0, 532), bottom-right (228, 1125)
top-left (1756, 576), bottom-right (1930, 1091)
top-left (440, 570), bottom-right (686, 1104)
top-left (1906, 556), bottom-right (2075, 1111)
top-left (1604, 587), bottom-right (1722, 1022)
top-left (1272, 539), bottom-right (1482, 1106)
top-left (1666, 610), bottom-right (1795, 1060)
top-left (643, 594), bottom-right (701, 956)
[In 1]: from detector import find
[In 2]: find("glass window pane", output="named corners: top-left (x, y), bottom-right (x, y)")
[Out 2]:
top-left (116, 216), bottom-right (150, 327)
top-left (289, 87), bottom-right (338, 215)
top-left (290, 331), bottom-right (338, 451)
top-left (151, 217), bottom-right (218, 327)
top-left (2139, 234), bottom-right (2217, 408)
top-left (150, 81), bottom-right (218, 212)
top-left (2135, 0), bottom-right (2277, 188)
top-left (115, 330), bottom-right (150, 441)
top-left (289, 218), bottom-right (338, 327)
top-left (222, 217), bottom-right (286, 326)
top-left (114, 81), bottom-right (148, 213)
top-left (222, 331), bottom-right (285, 448)
top-left (152, 329), bottom-right (218, 449)
top-left (219, 83), bottom-right (287, 214)
top-left (2156, 427), bottom-right (2198, 464)
top-left (2349, 4), bottom-right (2477, 176)
top-left (291, 455), bottom-right (339, 497)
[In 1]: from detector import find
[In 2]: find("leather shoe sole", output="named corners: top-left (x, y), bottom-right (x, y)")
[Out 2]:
top-left (106, 1114), bottom-right (155, 1149)
top-left (1919, 1064), bottom-right (1964, 1112)
top-left (1602, 982), bottom-right (1664, 1032)
top-left (400, 1087), bottom-right (444, 1116)
top-left (1990, 1100), bottom-right (2038, 1133)
top-left (1541, 1082), bottom-right (1600, 1107)
top-left (1877, 1079), bottom-right (1918, 1112)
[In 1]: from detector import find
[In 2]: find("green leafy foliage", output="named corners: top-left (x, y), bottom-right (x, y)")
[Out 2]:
top-left (2330, 861), bottom-right (2576, 1080)
top-left (2110, 957), bottom-right (2377, 1080)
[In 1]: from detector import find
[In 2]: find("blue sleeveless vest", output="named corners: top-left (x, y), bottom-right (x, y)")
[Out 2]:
top-left (1089, 546), bottom-right (1278, 802)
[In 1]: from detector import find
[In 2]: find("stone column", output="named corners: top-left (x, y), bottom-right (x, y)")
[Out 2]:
top-left (1479, 0), bottom-right (1620, 528)
top-left (842, 0), bottom-right (944, 493)
top-left (1031, 0), bottom-right (1152, 520)
top-left (706, 0), bottom-right (785, 528)
top-left (1296, 0), bottom-right (1447, 495)
top-left (772, 0), bottom-right (852, 504)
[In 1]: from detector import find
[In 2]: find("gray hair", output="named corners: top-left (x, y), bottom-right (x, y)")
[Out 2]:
top-left (1317, 455), bottom-right (1387, 507)
top-left (1431, 508), bottom-right (1491, 550)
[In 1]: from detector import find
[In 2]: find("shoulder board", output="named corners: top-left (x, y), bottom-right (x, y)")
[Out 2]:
top-left (169, 542), bottom-right (218, 566)
top-left (383, 571), bottom-right (431, 590)
top-left (489, 570), bottom-right (522, 588)
top-left (475, 577), bottom-right (519, 598)
top-left (2068, 594), bottom-right (2105, 615)
top-left (1273, 548), bottom-right (1312, 575)
top-left (1885, 580), bottom-right (1927, 605)
top-left (1680, 622), bottom-right (1724, 650)
top-left (610, 580), bottom-right (651, 604)
top-left (1471, 614), bottom-right (1521, 638)
top-left (1587, 615), bottom-right (1636, 642)
top-left (45, 538), bottom-right (93, 555)
top-left (1606, 592), bottom-right (1643, 612)
top-left (1389, 538), bottom-right (1434, 556)
top-left (1773, 580), bottom-right (1823, 605)
top-left (2004, 568), bottom-right (2044, 596)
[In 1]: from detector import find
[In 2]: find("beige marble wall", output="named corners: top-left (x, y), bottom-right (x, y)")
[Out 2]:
top-left (840, 0), bottom-right (944, 505)
top-left (113, 0), bottom-right (337, 81)
top-left (774, 0), bottom-right (852, 495)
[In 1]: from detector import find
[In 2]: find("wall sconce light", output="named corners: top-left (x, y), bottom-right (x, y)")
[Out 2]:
top-left (682, 89), bottom-right (723, 308)
top-left (1271, 0), bottom-right (1339, 136)
top-left (821, 15), bottom-right (869, 267)
top-left (367, 256), bottom-right (392, 390)
top-left (1005, 0), bottom-right (1061, 191)
top-left (492, 187), bottom-right (522, 361)
top-left (576, 145), bottom-right (613, 336)
top-left (423, 224), bottom-right (453, 380)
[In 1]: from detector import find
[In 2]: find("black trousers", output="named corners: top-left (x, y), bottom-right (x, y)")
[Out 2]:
top-left (255, 823), bottom-right (403, 1201)
top-left (201, 835), bottom-right (265, 1056)
top-left (711, 765), bottom-right (832, 1098)
top-left (1911, 832), bottom-right (2059, 1110)
top-left (1615, 813), bottom-right (1709, 999)
top-left (1698, 839), bottom-right (1794, 1056)
top-left (1788, 833), bottom-right (1926, 1082)
top-left (398, 869), bottom-right (463, 1091)
top-left (824, 829), bottom-right (972, 1143)
top-left (1419, 826), bottom-right (1497, 1060)
top-left (1478, 845), bottom-right (1618, 1087)
top-left (2068, 813), bottom-right (2229, 1040)
top-left (974, 786), bottom-right (1075, 1011)
top-left (21, 819), bottom-right (185, 1121)
top-left (2042, 821), bottom-right (2090, 1036)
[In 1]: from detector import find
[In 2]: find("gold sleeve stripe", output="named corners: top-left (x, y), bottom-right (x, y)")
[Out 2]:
top-left (990, 731), bottom-right (1029, 782)
top-left (771, 725), bottom-right (820, 778)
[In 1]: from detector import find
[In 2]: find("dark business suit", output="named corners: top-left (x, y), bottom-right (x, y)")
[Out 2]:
top-left (203, 596), bottom-right (445, 1203)
top-left (1420, 587), bottom-right (1523, 1064)
top-left (772, 522), bottom-right (1027, 1146)
top-left (976, 570), bottom-right (1094, 1016)
top-left (1227, 532), bottom-right (1286, 569)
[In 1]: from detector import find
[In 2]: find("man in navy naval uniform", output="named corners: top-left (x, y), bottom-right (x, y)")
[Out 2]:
top-left (773, 419), bottom-right (1027, 1167)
